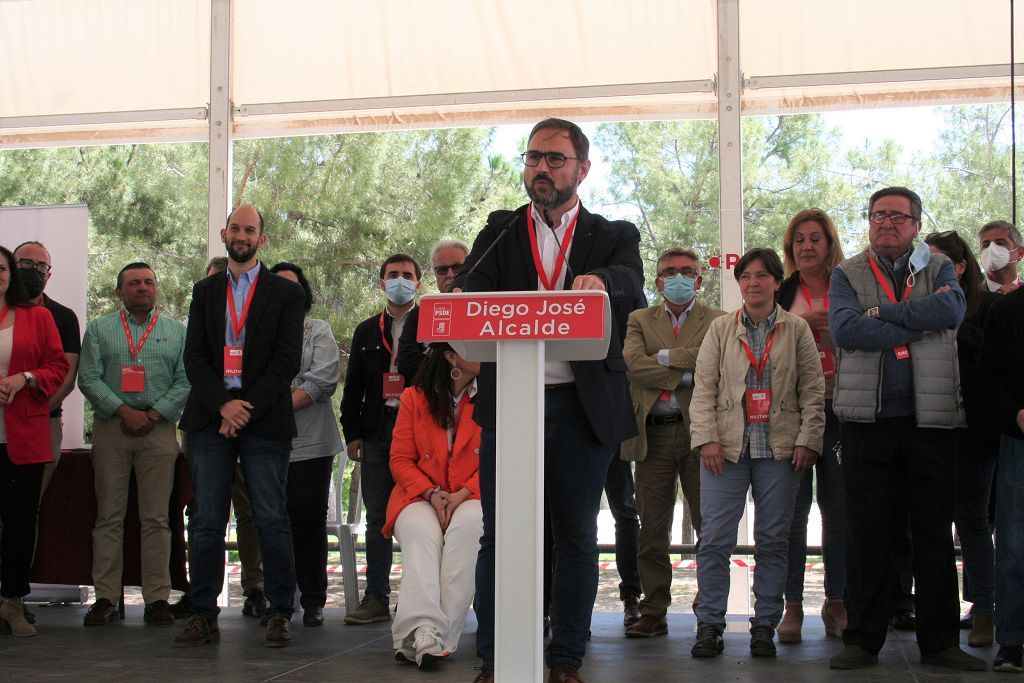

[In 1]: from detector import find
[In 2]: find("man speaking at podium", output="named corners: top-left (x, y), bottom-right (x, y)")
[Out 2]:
top-left (456, 118), bottom-right (643, 683)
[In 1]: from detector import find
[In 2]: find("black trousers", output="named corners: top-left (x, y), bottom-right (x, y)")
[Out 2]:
top-left (841, 417), bottom-right (960, 655)
top-left (0, 445), bottom-right (44, 598)
top-left (286, 455), bottom-right (335, 610)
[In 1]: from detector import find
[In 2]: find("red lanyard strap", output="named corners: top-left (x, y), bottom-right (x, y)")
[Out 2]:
top-left (0, 306), bottom-right (8, 328)
top-left (227, 276), bottom-right (259, 342)
top-left (736, 310), bottom-right (776, 382)
top-left (868, 253), bottom-right (913, 304)
top-left (378, 312), bottom-right (396, 360)
top-left (120, 309), bottom-right (160, 359)
top-left (526, 204), bottom-right (578, 291)
top-left (799, 278), bottom-right (829, 311)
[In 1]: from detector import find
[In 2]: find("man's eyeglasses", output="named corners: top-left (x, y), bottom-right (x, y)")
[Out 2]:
top-left (658, 267), bottom-right (699, 279)
top-left (520, 151), bottom-right (579, 168)
top-left (868, 211), bottom-right (917, 226)
top-left (433, 264), bottom-right (463, 276)
top-left (16, 258), bottom-right (52, 274)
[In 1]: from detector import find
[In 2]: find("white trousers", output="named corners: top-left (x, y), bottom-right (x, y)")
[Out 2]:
top-left (392, 499), bottom-right (483, 652)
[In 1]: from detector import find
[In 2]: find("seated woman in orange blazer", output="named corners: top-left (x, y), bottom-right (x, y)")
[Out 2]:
top-left (0, 244), bottom-right (70, 637)
top-left (383, 342), bottom-right (482, 670)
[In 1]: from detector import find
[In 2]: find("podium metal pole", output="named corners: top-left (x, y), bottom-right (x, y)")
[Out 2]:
top-left (494, 339), bottom-right (545, 682)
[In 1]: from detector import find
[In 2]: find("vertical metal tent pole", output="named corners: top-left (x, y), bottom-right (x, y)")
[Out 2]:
top-left (717, 0), bottom-right (752, 618)
top-left (208, 0), bottom-right (232, 261)
top-left (493, 340), bottom-right (545, 682)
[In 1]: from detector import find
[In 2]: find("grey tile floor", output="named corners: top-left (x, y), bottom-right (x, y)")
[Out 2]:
top-left (0, 606), bottom-right (1004, 682)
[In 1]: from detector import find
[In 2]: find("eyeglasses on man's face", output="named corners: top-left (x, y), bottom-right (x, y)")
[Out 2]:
top-left (868, 211), bottom-right (917, 226)
top-left (657, 267), bottom-right (699, 279)
top-left (16, 258), bottom-right (52, 273)
top-left (433, 264), bottom-right (463, 276)
top-left (520, 151), bottom-right (579, 168)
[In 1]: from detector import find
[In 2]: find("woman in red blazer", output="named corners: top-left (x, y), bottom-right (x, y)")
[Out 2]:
top-left (0, 245), bottom-right (70, 637)
top-left (383, 342), bottom-right (482, 670)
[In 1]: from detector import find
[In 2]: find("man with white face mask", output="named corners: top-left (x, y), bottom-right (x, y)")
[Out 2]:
top-left (621, 247), bottom-right (725, 638)
top-left (978, 220), bottom-right (1023, 294)
top-left (340, 253), bottom-right (421, 625)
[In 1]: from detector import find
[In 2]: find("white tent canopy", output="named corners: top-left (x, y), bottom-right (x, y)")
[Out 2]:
top-left (2, 0), bottom-right (1021, 146)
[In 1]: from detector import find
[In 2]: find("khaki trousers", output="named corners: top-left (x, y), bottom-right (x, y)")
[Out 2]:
top-left (634, 420), bottom-right (702, 617)
top-left (91, 417), bottom-right (178, 604)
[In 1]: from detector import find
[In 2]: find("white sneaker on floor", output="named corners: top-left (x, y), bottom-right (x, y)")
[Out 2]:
top-left (394, 632), bottom-right (415, 665)
top-left (413, 626), bottom-right (445, 668)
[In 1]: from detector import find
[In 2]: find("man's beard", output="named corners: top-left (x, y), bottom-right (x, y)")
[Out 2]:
top-left (524, 174), bottom-right (577, 210)
top-left (227, 241), bottom-right (258, 263)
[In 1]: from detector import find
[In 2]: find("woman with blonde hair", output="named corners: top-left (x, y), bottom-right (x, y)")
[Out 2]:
top-left (776, 208), bottom-right (848, 642)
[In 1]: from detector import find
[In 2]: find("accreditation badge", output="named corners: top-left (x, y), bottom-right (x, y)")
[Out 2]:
top-left (121, 366), bottom-right (146, 392)
top-left (744, 388), bottom-right (772, 423)
top-left (382, 372), bottom-right (405, 399)
top-left (224, 345), bottom-right (244, 376)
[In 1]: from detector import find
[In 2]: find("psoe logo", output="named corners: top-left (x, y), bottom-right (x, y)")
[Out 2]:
top-left (432, 302), bottom-right (452, 318)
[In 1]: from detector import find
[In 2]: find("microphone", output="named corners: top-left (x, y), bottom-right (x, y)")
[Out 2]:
top-left (458, 211), bottom-right (518, 292)
top-left (543, 208), bottom-right (576, 285)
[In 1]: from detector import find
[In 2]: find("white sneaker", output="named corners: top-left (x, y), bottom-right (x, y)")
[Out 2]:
top-left (413, 626), bottom-right (445, 669)
top-left (394, 632), bottom-right (415, 665)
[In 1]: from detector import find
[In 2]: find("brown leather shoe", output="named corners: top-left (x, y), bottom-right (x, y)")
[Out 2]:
top-left (968, 611), bottom-right (994, 647)
top-left (144, 600), bottom-right (174, 626)
top-left (821, 598), bottom-right (847, 639)
top-left (622, 595), bottom-right (641, 627)
top-left (83, 598), bottom-right (120, 626)
top-left (548, 663), bottom-right (585, 682)
top-left (264, 614), bottom-right (293, 648)
top-left (173, 615), bottom-right (220, 647)
top-left (624, 614), bottom-right (668, 638)
top-left (777, 602), bottom-right (803, 643)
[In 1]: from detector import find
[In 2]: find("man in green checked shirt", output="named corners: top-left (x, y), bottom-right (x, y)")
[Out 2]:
top-left (77, 262), bottom-right (190, 627)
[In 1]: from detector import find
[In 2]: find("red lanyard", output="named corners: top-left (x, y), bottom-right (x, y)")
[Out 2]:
top-left (120, 309), bottom-right (160, 359)
top-left (378, 312), bottom-right (396, 360)
top-left (736, 310), bottom-right (776, 382)
top-left (526, 204), bottom-right (579, 291)
top-left (227, 276), bottom-right (259, 342)
top-left (868, 253), bottom-right (913, 304)
top-left (0, 306), bottom-right (8, 327)
top-left (799, 278), bottom-right (829, 310)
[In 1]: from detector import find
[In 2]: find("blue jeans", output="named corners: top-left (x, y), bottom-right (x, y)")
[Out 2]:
top-left (360, 415), bottom-right (396, 600)
top-left (785, 402), bottom-right (845, 602)
top-left (188, 426), bottom-right (295, 619)
top-left (954, 429), bottom-right (996, 613)
top-left (475, 386), bottom-right (616, 671)
top-left (695, 453), bottom-right (802, 630)
top-left (996, 435), bottom-right (1024, 647)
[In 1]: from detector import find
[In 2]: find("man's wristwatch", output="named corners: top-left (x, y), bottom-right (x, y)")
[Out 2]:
top-left (865, 307), bottom-right (880, 318)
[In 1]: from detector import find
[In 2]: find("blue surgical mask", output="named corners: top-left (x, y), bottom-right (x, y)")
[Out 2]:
top-left (908, 241), bottom-right (932, 275)
top-left (662, 274), bottom-right (697, 305)
top-left (385, 277), bottom-right (417, 305)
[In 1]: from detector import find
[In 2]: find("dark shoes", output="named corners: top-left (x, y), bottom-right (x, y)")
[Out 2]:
top-left (241, 590), bottom-right (267, 619)
top-left (472, 669), bottom-right (495, 683)
top-left (144, 600), bottom-right (174, 626)
top-left (622, 595), bottom-right (641, 627)
top-left (173, 615), bottom-right (220, 647)
top-left (921, 646), bottom-right (987, 671)
top-left (624, 614), bottom-right (667, 638)
top-left (548, 663), bottom-right (584, 682)
top-left (691, 623), bottom-right (724, 658)
top-left (168, 594), bottom-right (193, 619)
top-left (264, 614), bottom-right (293, 648)
top-left (303, 606), bottom-right (324, 627)
top-left (994, 645), bottom-right (1024, 673)
top-left (749, 625), bottom-right (777, 658)
top-left (83, 598), bottom-right (120, 626)
top-left (891, 609), bottom-right (917, 631)
top-left (344, 594), bottom-right (390, 624)
top-left (829, 645), bottom-right (878, 670)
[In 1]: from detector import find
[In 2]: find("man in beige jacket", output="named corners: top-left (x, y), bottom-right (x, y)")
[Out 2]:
top-left (622, 247), bottom-right (725, 638)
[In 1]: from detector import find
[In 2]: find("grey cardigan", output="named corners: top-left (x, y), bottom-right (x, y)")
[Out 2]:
top-left (291, 317), bottom-right (345, 461)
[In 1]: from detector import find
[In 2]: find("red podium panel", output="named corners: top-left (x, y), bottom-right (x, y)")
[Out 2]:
top-left (417, 291), bottom-right (610, 361)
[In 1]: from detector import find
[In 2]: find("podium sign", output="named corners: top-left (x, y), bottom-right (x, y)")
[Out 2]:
top-left (417, 290), bottom-right (611, 682)
top-left (417, 291), bottom-right (611, 362)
